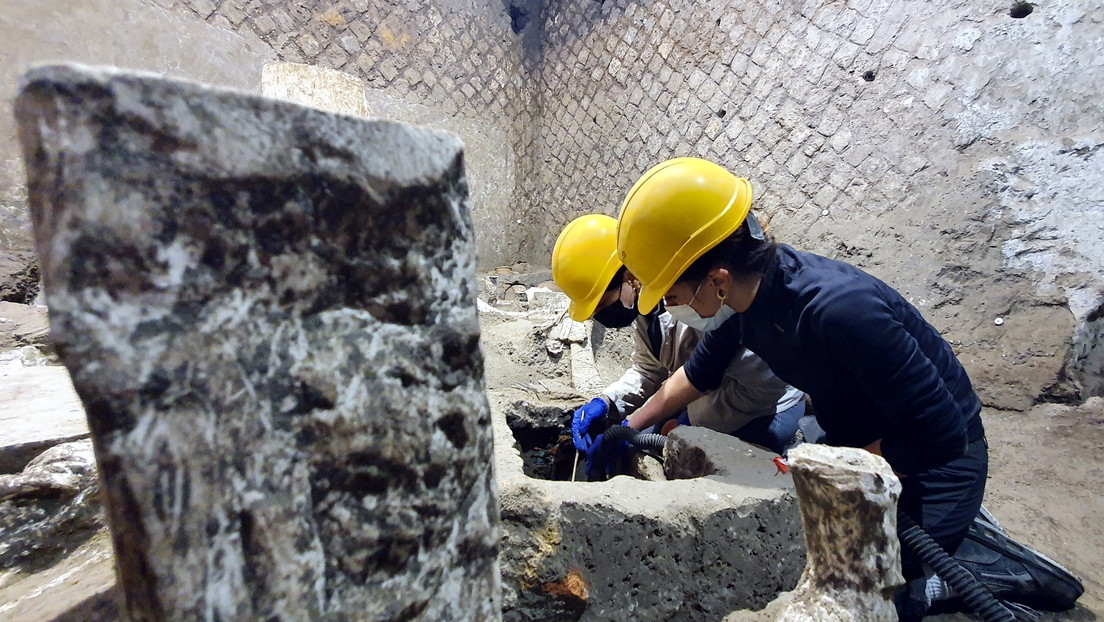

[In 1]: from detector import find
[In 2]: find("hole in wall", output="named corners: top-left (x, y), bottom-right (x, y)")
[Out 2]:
top-left (717, 109), bottom-right (727, 118)
top-left (507, 401), bottom-right (577, 480)
top-left (1009, 2), bottom-right (1033, 18)
top-left (508, 3), bottom-right (530, 34)
top-left (506, 400), bottom-right (672, 482)
top-left (862, 70), bottom-right (876, 82)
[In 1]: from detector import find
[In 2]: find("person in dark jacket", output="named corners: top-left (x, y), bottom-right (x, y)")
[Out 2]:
top-left (614, 157), bottom-right (986, 620)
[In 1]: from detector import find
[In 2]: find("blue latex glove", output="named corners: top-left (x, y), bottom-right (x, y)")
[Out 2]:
top-left (571, 397), bottom-right (609, 452)
top-left (584, 429), bottom-right (630, 481)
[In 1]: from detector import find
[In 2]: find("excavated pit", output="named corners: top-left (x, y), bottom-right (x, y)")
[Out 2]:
top-left (505, 401), bottom-right (576, 481)
top-left (480, 284), bottom-right (805, 620)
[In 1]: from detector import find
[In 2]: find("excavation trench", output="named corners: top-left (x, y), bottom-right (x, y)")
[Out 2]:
top-left (505, 401), bottom-right (577, 481)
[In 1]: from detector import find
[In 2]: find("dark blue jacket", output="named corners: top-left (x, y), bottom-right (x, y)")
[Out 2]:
top-left (684, 245), bottom-right (983, 475)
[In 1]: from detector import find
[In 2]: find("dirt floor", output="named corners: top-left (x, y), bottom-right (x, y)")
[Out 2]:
top-left (938, 402), bottom-right (1104, 621)
top-left (1, 305), bottom-right (1101, 621)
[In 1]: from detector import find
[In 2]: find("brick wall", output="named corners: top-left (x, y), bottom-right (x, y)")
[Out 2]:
top-left (162, 0), bottom-right (542, 267)
top-left (527, 0), bottom-right (1103, 404)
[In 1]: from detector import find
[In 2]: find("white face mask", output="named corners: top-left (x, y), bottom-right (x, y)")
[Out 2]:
top-left (664, 278), bottom-right (735, 332)
top-left (666, 303), bottom-right (735, 332)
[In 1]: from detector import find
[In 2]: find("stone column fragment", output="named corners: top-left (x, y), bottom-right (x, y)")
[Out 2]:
top-left (15, 64), bottom-right (500, 621)
top-left (778, 444), bottom-right (903, 622)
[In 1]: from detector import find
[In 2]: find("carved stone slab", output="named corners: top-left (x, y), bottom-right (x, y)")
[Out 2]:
top-left (16, 64), bottom-right (500, 621)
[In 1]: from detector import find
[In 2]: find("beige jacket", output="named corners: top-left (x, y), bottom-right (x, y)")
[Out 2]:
top-left (601, 312), bottom-right (804, 433)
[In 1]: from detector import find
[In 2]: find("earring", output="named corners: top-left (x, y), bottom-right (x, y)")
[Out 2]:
top-left (717, 289), bottom-right (727, 301)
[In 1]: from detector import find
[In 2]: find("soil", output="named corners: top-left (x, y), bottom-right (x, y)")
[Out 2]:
top-left (932, 401), bottom-right (1104, 620)
top-left (2, 305), bottom-right (1100, 621)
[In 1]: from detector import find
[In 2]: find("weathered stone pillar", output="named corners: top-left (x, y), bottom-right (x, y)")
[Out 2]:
top-left (778, 444), bottom-right (903, 622)
top-left (15, 64), bottom-right (500, 621)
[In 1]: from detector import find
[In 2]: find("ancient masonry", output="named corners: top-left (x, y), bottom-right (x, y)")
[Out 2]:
top-left (778, 444), bottom-right (902, 621)
top-left (15, 64), bottom-right (501, 620)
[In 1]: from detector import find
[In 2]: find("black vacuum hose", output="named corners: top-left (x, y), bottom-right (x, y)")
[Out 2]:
top-left (604, 424), bottom-right (667, 453)
top-left (897, 512), bottom-right (1017, 622)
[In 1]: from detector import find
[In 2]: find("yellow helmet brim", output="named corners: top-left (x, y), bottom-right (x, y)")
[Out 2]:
top-left (616, 158), bottom-right (752, 314)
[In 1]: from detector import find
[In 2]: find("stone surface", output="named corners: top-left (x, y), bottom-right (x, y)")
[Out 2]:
top-left (664, 425), bottom-right (783, 485)
top-left (777, 444), bottom-right (902, 622)
top-left (0, 251), bottom-right (39, 302)
top-left (261, 61), bottom-right (369, 117)
top-left (0, 440), bottom-right (104, 572)
top-left (544, 314), bottom-right (610, 397)
top-left (0, 365), bottom-right (87, 474)
top-left (626, 452), bottom-right (665, 482)
top-left (0, 530), bottom-right (117, 622)
top-left (17, 64), bottom-right (499, 621)
top-left (491, 391), bottom-right (804, 622)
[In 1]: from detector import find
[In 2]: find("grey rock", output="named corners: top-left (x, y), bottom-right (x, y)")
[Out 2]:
top-left (507, 400), bottom-right (572, 439)
top-left (0, 365), bottom-right (88, 474)
top-left (1069, 306), bottom-right (1104, 398)
top-left (0, 440), bottom-right (103, 572)
top-left (16, 64), bottom-right (499, 621)
top-left (491, 392), bottom-right (804, 622)
top-left (664, 426), bottom-right (783, 486)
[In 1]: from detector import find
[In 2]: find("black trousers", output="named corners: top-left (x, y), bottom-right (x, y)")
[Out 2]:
top-left (897, 435), bottom-right (989, 593)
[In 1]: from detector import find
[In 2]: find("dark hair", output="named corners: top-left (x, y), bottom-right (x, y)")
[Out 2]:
top-left (605, 265), bottom-right (628, 292)
top-left (677, 219), bottom-right (778, 284)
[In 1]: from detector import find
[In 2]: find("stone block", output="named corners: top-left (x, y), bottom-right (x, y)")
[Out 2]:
top-left (16, 64), bottom-right (499, 621)
top-left (777, 444), bottom-right (902, 621)
top-left (493, 399), bottom-right (803, 622)
top-left (0, 366), bottom-right (87, 474)
top-left (0, 440), bottom-right (103, 572)
top-left (664, 426), bottom-right (783, 486)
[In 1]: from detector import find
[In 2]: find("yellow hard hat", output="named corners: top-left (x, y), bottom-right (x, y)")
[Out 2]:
top-left (616, 158), bottom-right (753, 314)
top-left (552, 214), bottom-right (622, 322)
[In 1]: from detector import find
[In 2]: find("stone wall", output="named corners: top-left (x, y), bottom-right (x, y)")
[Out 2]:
top-left (0, 0), bottom-right (275, 252)
top-left (529, 0), bottom-right (1104, 405)
top-left (1, 0), bottom-right (537, 268)
top-left (160, 0), bottom-right (540, 268)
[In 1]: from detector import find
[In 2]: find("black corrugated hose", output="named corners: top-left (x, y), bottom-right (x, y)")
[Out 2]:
top-left (897, 512), bottom-right (1020, 622)
top-left (604, 424), bottom-right (667, 453)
